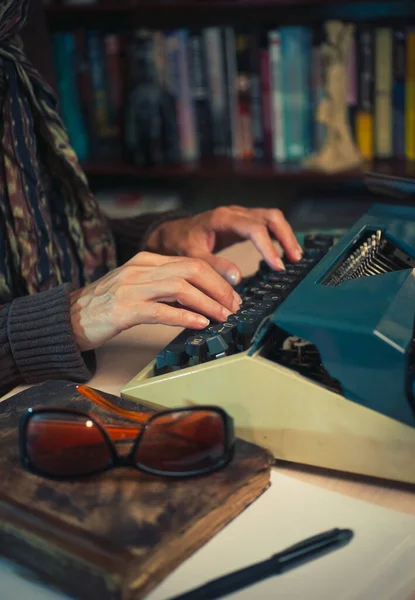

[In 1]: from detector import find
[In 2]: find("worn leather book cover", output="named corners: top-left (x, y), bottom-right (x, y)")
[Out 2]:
top-left (0, 380), bottom-right (272, 600)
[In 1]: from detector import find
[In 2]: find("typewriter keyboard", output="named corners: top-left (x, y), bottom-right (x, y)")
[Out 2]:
top-left (154, 234), bottom-right (335, 376)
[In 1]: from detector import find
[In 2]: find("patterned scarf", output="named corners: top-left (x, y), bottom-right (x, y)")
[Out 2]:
top-left (0, 0), bottom-right (116, 302)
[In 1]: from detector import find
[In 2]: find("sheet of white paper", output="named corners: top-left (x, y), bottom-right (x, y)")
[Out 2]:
top-left (146, 471), bottom-right (415, 600)
top-left (1, 471), bottom-right (414, 600)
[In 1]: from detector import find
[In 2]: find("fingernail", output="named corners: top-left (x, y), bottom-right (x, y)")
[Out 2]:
top-left (234, 291), bottom-right (243, 305)
top-left (232, 299), bottom-right (241, 313)
top-left (197, 316), bottom-right (210, 328)
top-left (221, 307), bottom-right (232, 321)
top-left (295, 246), bottom-right (303, 260)
top-left (227, 269), bottom-right (240, 286)
top-left (275, 256), bottom-right (285, 271)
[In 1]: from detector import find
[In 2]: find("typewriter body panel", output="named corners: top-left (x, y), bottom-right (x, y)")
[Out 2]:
top-left (268, 203), bottom-right (415, 428)
top-left (122, 203), bottom-right (415, 485)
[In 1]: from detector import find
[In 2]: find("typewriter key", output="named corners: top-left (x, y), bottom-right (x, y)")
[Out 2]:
top-left (241, 298), bottom-right (256, 308)
top-left (303, 249), bottom-right (326, 261)
top-left (206, 334), bottom-right (229, 358)
top-left (298, 256), bottom-right (318, 267)
top-left (238, 307), bottom-right (265, 318)
top-left (285, 265), bottom-right (307, 276)
top-left (262, 294), bottom-right (283, 305)
top-left (259, 259), bottom-right (272, 274)
top-left (156, 329), bottom-right (193, 371)
top-left (257, 282), bottom-right (275, 291)
top-left (264, 281), bottom-right (291, 295)
top-left (185, 335), bottom-right (208, 359)
top-left (236, 316), bottom-right (262, 349)
top-left (206, 322), bottom-right (237, 344)
top-left (304, 233), bottom-right (334, 250)
top-left (254, 300), bottom-right (275, 313)
top-left (267, 274), bottom-right (297, 285)
top-left (266, 274), bottom-right (296, 285)
top-left (248, 287), bottom-right (274, 299)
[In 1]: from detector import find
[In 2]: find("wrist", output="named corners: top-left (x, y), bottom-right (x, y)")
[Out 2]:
top-left (141, 211), bottom-right (191, 254)
top-left (7, 284), bottom-right (91, 385)
top-left (145, 222), bottom-right (165, 254)
top-left (69, 288), bottom-right (89, 352)
top-left (144, 218), bottom-right (188, 255)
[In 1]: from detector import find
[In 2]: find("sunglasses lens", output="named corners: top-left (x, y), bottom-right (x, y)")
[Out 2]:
top-left (134, 410), bottom-right (227, 474)
top-left (25, 412), bottom-right (112, 477)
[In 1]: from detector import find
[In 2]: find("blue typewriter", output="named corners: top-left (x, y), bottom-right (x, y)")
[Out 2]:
top-left (122, 175), bottom-right (415, 485)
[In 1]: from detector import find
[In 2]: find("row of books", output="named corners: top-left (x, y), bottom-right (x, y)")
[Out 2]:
top-left (51, 24), bottom-right (415, 167)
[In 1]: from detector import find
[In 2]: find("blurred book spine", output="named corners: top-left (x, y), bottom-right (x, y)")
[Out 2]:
top-left (50, 23), bottom-right (415, 168)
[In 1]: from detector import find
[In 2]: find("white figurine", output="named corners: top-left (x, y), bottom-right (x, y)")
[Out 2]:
top-left (304, 21), bottom-right (363, 173)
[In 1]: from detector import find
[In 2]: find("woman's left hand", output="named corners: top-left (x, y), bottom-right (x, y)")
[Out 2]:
top-left (146, 205), bottom-right (303, 286)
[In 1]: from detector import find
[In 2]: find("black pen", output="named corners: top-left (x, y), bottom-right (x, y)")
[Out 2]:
top-left (167, 528), bottom-right (354, 600)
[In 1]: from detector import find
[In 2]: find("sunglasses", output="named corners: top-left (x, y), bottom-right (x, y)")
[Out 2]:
top-left (19, 385), bottom-right (235, 480)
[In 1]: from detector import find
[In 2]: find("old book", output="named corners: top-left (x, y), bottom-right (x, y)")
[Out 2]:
top-left (0, 380), bottom-right (272, 600)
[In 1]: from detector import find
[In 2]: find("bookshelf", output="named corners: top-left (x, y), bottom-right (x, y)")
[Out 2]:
top-left (82, 158), bottom-right (362, 180)
top-left (81, 158), bottom-right (415, 180)
top-left (44, 0), bottom-right (409, 12)
top-left (45, 1), bottom-right (415, 184)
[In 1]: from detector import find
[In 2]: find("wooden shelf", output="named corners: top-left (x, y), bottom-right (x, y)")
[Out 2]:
top-left (81, 159), bottom-right (415, 181)
top-left (45, 0), bottom-right (396, 12)
top-left (45, 1), bottom-right (414, 32)
top-left (82, 159), bottom-right (360, 179)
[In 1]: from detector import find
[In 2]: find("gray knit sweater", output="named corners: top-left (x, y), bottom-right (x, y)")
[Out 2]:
top-left (0, 210), bottom-right (187, 397)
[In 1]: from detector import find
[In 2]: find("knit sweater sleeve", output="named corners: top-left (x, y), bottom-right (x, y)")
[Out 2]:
top-left (0, 283), bottom-right (92, 398)
top-left (107, 209), bottom-right (190, 265)
top-left (0, 211), bottom-right (190, 397)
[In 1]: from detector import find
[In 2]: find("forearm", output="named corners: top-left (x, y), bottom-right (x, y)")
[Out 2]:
top-left (107, 210), bottom-right (190, 265)
top-left (0, 284), bottom-right (92, 398)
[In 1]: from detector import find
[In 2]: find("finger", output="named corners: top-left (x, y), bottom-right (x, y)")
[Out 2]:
top-left (222, 204), bottom-right (249, 215)
top-left (119, 278), bottom-right (234, 326)
top-left (128, 301), bottom-right (211, 330)
top-left (147, 304), bottom-right (211, 330)
top-left (194, 253), bottom-right (242, 286)
top-left (152, 278), bottom-right (235, 322)
top-left (126, 250), bottom-right (180, 267)
top-left (251, 209), bottom-right (302, 262)
top-left (220, 214), bottom-right (285, 271)
top-left (146, 259), bottom-right (242, 313)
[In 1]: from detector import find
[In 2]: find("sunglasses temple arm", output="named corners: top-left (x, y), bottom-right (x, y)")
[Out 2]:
top-left (76, 385), bottom-right (150, 424)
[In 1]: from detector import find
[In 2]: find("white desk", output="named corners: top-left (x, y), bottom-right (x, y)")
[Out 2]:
top-left (1, 241), bottom-right (415, 600)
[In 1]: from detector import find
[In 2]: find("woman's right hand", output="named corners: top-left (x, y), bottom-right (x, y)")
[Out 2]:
top-left (69, 251), bottom-right (243, 352)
